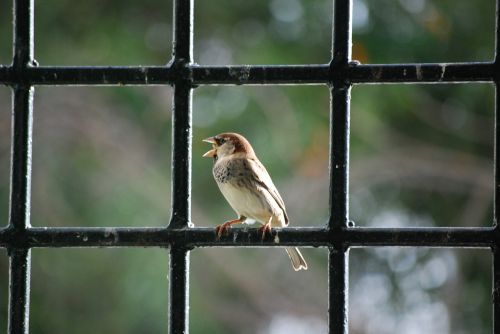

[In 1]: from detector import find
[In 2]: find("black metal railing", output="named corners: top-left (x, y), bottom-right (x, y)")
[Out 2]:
top-left (1, 0), bottom-right (499, 333)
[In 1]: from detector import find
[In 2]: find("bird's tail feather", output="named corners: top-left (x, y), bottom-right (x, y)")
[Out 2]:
top-left (285, 247), bottom-right (308, 271)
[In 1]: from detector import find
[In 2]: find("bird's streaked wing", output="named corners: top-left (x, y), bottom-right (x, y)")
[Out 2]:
top-left (248, 158), bottom-right (289, 225)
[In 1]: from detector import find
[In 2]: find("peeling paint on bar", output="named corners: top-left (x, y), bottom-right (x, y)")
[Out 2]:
top-left (104, 228), bottom-right (119, 244)
top-left (439, 64), bottom-right (446, 81)
top-left (415, 65), bottom-right (423, 81)
top-left (228, 66), bottom-right (251, 83)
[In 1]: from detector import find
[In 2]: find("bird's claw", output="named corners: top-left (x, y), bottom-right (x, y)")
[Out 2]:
top-left (258, 223), bottom-right (272, 240)
top-left (215, 218), bottom-right (242, 239)
top-left (215, 224), bottom-right (230, 239)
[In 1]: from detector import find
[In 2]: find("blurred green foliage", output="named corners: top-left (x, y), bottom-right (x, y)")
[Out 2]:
top-left (0, 0), bottom-right (496, 333)
top-left (30, 249), bottom-right (168, 334)
top-left (352, 0), bottom-right (494, 63)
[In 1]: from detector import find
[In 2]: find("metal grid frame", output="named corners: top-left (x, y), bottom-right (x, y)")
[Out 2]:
top-left (0, 0), bottom-right (499, 333)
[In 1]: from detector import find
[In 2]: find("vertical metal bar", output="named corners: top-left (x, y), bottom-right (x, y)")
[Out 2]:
top-left (331, 0), bottom-right (352, 66)
top-left (170, 85), bottom-right (192, 228)
top-left (8, 249), bottom-right (31, 334)
top-left (494, 0), bottom-right (500, 225)
top-left (496, 0), bottom-right (500, 66)
top-left (7, 87), bottom-right (34, 334)
top-left (168, 84), bottom-right (192, 334)
top-left (8, 0), bottom-right (35, 333)
top-left (494, 77), bottom-right (500, 334)
top-left (328, 84), bottom-right (351, 334)
top-left (9, 87), bottom-right (34, 232)
top-left (494, 247), bottom-right (500, 334)
top-left (329, 84), bottom-right (351, 229)
top-left (169, 247), bottom-right (190, 334)
top-left (329, 0), bottom-right (352, 333)
top-left (169, 0), bottom-right (194, 228)
top-left (12, 0), bottom-right (34, 68)
top-left (171, 0), bottom-right (193, 63)
top-left (494, 1), bottom-right (500, 331)
top-left (329, 0), bottom-right (352, 229)
top-left (329, 248), bottom-right (349, 333)
top-left (168, 0), bottom-right (194, 333)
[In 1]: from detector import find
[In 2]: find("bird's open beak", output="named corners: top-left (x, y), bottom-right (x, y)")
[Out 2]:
top-left (202, 137), bottom-right (217, 158)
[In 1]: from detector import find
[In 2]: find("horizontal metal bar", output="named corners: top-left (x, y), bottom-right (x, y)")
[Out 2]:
top-left (0, 65), bottom-right (329, 85)
top-left (0, 226), bottom-right (495, 248)
top-left (350, 62), bottom-right (496, 84)
top-left (0, 63), bottom-right (496, 86)
top-left (345, 227), bottom-right (495, 247)
top-left (0, 66), bottom-right (177, 85)
top-left (0, 227), bottom-right (330, 248)
top-left (191, 65), bottom-right (331, 84)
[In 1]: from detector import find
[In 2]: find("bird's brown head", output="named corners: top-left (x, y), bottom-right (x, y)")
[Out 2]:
top-left (203, 132), bottom-right (255, 160)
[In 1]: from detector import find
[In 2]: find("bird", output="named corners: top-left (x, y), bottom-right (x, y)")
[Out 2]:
top-left (202, 132), bottom-right (308, 271)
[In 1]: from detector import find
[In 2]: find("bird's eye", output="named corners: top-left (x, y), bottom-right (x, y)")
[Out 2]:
top-left (218, 138), bottom-right (226, 145)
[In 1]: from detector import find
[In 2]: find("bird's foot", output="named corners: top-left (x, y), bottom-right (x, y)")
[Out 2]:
top-left (258, 221), bottom-right (272, 240)
top-left (215, 218), bottom-right (243, 238)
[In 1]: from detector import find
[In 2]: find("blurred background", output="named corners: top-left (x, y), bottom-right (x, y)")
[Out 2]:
top-left (0, 0), bottom-right (496, 333)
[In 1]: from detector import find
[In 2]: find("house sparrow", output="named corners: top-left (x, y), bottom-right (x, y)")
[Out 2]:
top-left (203, 132), bottom-right (308, 271)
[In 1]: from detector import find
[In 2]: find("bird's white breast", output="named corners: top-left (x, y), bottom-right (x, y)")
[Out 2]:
top-left (217, 182), bottom-right (285, 226)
